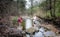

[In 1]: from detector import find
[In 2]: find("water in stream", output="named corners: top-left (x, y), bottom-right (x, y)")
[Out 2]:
top-left (25, 18), bottom-right (32, 30)
top-left (25, 18), bottom-right (56, 37)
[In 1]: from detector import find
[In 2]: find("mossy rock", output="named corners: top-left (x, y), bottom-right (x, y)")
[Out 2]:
top-left (21, 20), bottom-right (25, 30)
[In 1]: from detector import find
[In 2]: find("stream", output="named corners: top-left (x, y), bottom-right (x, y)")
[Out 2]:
top-left (25, 17), bottom-right (56, 37)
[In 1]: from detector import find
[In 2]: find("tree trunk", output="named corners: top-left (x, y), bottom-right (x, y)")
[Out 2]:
top-left (50, 0), bottom-right (56, 17)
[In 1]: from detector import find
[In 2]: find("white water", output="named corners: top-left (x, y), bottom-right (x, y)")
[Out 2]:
top-left (25, 18), bottom-right (32, 37)
top-left (25, 18), bottom-right (32, 30)
top-left (34, 27), bottom-right (56, 37)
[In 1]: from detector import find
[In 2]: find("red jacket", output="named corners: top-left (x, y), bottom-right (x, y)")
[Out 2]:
top-left (18, 17), bottom-right (23, 23)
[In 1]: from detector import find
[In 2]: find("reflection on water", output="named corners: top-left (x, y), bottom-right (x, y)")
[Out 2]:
top-left (26, 34), bottom-right (30, 37)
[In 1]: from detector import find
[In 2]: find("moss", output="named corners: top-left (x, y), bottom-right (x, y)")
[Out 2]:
top-left (12, 16), bottom-right (18, 25)
top-left (21, 20), bottom-right (25, 30)
top-left (56, 12), bottom-right (60, 17)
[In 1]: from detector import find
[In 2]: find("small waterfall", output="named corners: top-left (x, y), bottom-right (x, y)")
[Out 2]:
top-left (25, 18), bottom-right (32, 29)
top-left (25, 18), bottom-right (33, 37)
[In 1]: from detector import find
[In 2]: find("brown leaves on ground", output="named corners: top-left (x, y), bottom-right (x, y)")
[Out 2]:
top-left (40, 23), bottom-right (59, 34)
